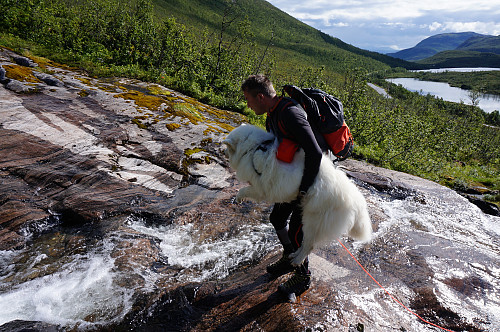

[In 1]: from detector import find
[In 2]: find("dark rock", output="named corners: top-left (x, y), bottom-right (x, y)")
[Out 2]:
top-left (0, 320), bottom-right (61, 332)
top-left (0, 66), bottom-right (6, 83)
top-left (33, 71), bottom-right (63, 87)
top-left (461, 193), bottom-right (500, 216)
top-left (5, 79), bottom-right (32, 93)
top-left (13, 55), bottom-right (38, 68)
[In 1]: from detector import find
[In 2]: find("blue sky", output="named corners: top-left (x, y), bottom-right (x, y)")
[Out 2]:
top-left (267, 0), bottom-right (500, 54)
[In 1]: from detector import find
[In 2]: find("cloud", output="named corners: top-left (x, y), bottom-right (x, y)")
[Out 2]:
top-left (427, 22), bottom-right (443, 32)
top-left (442, 21), bottom-right (500, 35)
top-left (268, 0), bottom-right (500, 52)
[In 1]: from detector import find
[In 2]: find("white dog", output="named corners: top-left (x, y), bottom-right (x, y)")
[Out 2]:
top-left (223, 124), bottom-right (372, 265)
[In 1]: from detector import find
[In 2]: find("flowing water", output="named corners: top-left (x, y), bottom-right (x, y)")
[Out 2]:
top-left (0, 181), bottom-right (499, 330)
top-left (0, 235), bottom-right (135, 328)
top-left (367, 188), bottom-right (500, 329)
top-left (0, 202), bottom-right (276, 329)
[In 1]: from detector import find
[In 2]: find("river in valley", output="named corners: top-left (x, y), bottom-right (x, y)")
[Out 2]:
top-left (387, 68), bottom-right (500, 113)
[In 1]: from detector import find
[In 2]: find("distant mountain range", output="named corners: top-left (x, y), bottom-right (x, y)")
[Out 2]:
top-left (387, 32), bottom-right (500, 67)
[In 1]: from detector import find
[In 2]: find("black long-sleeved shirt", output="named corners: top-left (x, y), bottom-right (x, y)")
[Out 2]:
top-left (266, 97), bottom-right (323, 193)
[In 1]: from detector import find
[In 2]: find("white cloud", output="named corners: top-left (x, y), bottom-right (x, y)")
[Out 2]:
top-left (270, 0), bottom-right (499, 22)
top-left (388, 44), bottom-right (404, 51)
top-left (428, 22), bottom-right (443, 32)
top-left (267, 0), bottom-right (500, 52)
top-left (332, 22), bottom-right (349, 28)
top-left (443, 21), bottom-right (500, 35)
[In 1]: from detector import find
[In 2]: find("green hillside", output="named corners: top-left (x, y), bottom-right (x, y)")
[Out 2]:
top-left (152, 0), bottom-right (420, 71)
top-left (416, 50), bottom-right (500, 68)
top-left (457, 35), bottom-right (500, 54)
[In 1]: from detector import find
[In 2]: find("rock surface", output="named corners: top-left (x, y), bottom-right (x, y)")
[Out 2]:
top-left (1, 47), bottom-right (499, 331)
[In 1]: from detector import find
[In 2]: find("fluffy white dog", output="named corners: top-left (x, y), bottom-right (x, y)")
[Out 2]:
top-left (223, 124), bottom-right (372, 265)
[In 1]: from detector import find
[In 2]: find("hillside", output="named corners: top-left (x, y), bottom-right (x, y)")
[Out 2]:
top-left (416, 50), bottom-right (500, 68)
top-left (387, 32), bottom-right (486, 61)
top-left (152, 0), bottom-right (421, 71)
top-left (457, 35), bottom-right (500, 54)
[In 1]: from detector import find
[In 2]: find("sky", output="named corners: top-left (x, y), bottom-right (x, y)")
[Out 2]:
top-left (266, 0), bottom-right (500, 54)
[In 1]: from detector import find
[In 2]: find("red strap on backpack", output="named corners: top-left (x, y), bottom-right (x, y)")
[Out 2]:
top-left (323, 122), bottom-right (353, 160)
top-left (276, 138), bottom-right (299, 163)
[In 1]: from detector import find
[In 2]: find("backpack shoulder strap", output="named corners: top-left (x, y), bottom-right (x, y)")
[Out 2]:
top-left (267, 97), bottom-right (295, 139)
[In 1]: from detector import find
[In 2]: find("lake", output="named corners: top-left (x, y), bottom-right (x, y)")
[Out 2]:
top-left (387, 68), bottom-right (500, 113)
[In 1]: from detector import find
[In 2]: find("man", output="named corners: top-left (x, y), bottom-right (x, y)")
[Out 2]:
top-left (241, 74), bottom-right (324, 299)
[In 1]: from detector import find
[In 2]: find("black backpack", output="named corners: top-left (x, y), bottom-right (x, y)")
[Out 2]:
top-left (283, 85), bottom-right (354, 161)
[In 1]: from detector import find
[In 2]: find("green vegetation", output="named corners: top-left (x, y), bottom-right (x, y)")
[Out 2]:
top-left (0, 0), bottom-right (498, 206)
top-left (457, 35), bottom-right (500, 54)
top-left (417, 50), bottom-right (500, 68)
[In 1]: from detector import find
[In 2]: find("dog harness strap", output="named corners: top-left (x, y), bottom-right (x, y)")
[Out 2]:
top-left (256, 139), bottom-right (274, 152)
top-left (252, 139), bottom-right (274, 176)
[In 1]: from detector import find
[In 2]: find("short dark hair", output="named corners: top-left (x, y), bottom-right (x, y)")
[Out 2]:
top-left (241, 74), bottom-right (276, 97)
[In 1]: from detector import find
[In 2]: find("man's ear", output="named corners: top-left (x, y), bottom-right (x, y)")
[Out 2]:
top-left (256, 93), bottom-right (265, 103)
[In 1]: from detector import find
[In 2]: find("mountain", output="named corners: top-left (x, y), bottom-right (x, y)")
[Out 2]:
top-left (456, 35), bottom-right (500, 54)
top-left (416, 50), bottom-right (500, 68)
top-left (387, 32), bottom-right (486, 61)
top-left (152, 0), bottom-right (423, 70)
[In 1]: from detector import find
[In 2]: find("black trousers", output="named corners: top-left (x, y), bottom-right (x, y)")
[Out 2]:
top-left (269, 201), bottom-right (303, 250)
top-left (269, 201), bottom-right (309, 273)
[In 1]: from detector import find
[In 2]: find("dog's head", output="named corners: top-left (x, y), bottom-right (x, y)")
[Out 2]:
top-left (223, 124), bottom-right (273, 166)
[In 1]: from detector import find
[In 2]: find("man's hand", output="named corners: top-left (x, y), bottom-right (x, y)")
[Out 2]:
top-left (297, 190), bottom-right (307, 201)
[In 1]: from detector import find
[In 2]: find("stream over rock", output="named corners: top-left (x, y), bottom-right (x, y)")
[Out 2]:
top-left (1, 47), bottom-right (499, 331)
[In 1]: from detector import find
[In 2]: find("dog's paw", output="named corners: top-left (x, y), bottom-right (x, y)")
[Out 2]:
top-left (235, 192), bottom-right (246, 203)
top-left (291, 256), bottom-right (303, 266)
top-left (289, 250), bottom-right (304, 266)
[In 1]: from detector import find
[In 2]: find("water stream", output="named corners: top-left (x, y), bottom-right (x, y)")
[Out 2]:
top-left (0, 182), bottom-right (499, 330)
top-left (0, 209), bottom-right (276, 329)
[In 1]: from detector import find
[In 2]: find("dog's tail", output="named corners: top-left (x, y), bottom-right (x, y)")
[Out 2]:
top-left (348, 206), bottom-right (372, 241)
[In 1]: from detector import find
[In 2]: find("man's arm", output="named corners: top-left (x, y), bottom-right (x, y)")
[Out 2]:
top-left (281, 106), bottom-right (322, 194)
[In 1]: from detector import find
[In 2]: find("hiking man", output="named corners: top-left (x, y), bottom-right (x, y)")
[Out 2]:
top-left (241, 74), bottom-right (324, 299)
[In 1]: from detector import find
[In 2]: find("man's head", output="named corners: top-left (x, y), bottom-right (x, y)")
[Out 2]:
top-left (241, 75), bottom-right (277, 115)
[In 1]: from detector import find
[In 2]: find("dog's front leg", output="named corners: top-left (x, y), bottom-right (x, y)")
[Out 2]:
top-left (236, 186), bottom-right (259, 203)
top-left (289, 242), bottom-right (314, 266)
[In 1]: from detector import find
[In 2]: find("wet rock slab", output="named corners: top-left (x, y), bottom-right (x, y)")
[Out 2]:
top-left (1, 47), bottom-right (499, 331)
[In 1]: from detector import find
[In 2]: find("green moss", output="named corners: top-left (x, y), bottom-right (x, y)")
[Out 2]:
top-left (78, 90), bottom-right (89, 97)
top-left (200, 138), bottom-right (213, 146)
top-left (131, 118), bottom-right (148, 129)
top-left (115, 90), bottom-right (165, 111)
top-left (75, 76), bottom-right (92, 86)
top-left (166, 123), bottom-right (181, 131)
top-left (3, 64), bottom-right (40, 83)
top-left (184, 147), bottom-right (204, 157)
top-left (148, 84), bottom-right (172, 96)
top-left (171, 104), bottom-right (204, 124)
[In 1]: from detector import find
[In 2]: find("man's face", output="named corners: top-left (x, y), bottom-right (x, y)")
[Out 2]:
top-left (244, 91), bottom-right (266, 115)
